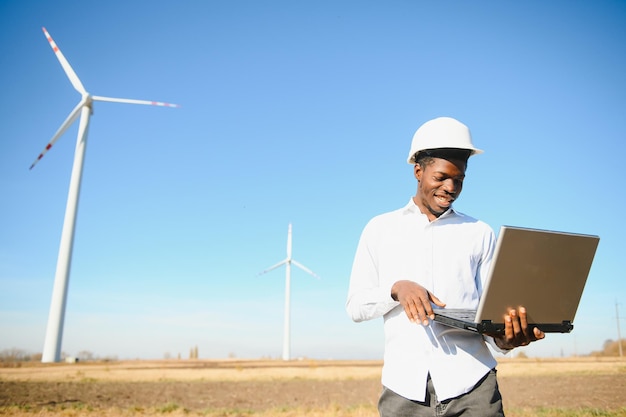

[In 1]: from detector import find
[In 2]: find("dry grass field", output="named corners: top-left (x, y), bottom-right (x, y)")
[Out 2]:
top-left (1, 357), bottom-right (625, 416)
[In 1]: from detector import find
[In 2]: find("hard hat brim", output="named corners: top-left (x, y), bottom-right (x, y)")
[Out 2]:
top-left (407, 146), bottom-right (483, 165)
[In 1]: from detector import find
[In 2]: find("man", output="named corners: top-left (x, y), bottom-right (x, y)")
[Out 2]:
top-left (346, 117), bottom-right (544, 416)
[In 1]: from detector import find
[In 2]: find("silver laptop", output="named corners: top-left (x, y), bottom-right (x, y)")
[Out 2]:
top-left (433, 225), bottom-right (600, 334)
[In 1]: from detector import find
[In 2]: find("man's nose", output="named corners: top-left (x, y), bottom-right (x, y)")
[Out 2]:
top-left (442, 178), bottom-right (456, 193)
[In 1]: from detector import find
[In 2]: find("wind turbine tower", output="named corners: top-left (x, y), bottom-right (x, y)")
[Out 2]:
top-left (259, 223), bottom-right (319, 361)
top-left (31, 27), bottom-right (178, 363)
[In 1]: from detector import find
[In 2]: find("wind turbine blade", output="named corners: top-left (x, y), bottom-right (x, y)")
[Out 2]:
top-left (258, 259), bottom-right (288, 276)
top-left (92, 96), bottom-right (180, 108)
top-left (286, 223), bottom-right (293, 259)
top-left (291, 260), bottom-right (320, 279)
top-left (42, 27), bottom-right (86, 95)
top-left (30, 99), bottom-right (85, 170)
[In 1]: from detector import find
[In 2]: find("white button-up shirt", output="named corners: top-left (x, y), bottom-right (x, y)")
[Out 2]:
top-left (346, 199), bottom-right (503, 401)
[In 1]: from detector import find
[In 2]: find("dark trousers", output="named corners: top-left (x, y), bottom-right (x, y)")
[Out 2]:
top-left (378, 369), bottom-right (505, 417)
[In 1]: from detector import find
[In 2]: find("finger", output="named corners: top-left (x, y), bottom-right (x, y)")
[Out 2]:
top-left (422, 294), bottom-right (436, 320)
top-left (511, 309), bottom-right (533, 346)
top-left (408, 295), bottom-right (428, 323)
top-left (518, 307), bottom-right (531, 339)
top-left (509, 309), bottom-right (523, 339)
top-left (414, 296), bottom-right (431, 325)
top-left (534, 327), bottom-right (545, 340)
top-left (403, 298), bottom-right (419, 323)
top-left (504, 314), bottom-right (514, 341)
top-left (428, 292), bottom-right (447, 308)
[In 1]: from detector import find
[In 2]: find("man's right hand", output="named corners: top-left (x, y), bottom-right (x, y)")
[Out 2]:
top-left (391, 280), bottom-right (446, 326)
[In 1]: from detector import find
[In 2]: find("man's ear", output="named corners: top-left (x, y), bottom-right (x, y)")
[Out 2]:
top-left (414, 164), bottom-right (422, 181)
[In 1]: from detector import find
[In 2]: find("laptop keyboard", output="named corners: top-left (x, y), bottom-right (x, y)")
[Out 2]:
top-left (439, 309), bottom-right (477, 320)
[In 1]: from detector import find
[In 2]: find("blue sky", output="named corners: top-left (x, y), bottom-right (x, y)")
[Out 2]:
top-left (1, 1), bottom-right (625, 360)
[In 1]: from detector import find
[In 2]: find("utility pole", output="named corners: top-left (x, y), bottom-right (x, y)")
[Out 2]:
top-left (617, 301), bottom-right (623, 358)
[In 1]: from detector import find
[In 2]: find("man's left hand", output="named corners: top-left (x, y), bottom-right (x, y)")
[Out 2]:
top-left (493, 307), bottom-right (545, 350)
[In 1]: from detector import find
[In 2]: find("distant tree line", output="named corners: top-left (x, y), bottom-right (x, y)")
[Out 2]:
top-left (588, 339), bottom-right (625, 357)
top-left (0, 348), bottom-right (39, 364)
top-left (0, 348), bottom-right (118, 365)
top-left (3, 340), bottom-right (625, 363)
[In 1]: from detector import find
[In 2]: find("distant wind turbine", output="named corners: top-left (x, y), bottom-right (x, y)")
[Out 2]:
top-left (259, 223), bottom-right (319, 361)
top-left (32, 27), bottom-right (179, 363)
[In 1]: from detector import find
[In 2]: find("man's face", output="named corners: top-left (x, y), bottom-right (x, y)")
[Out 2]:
top-left (413, 157), bottom-right (467, 221)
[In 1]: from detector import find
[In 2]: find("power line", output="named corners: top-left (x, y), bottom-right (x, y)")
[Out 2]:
top-left (616, 301), bottom-right (623, 358)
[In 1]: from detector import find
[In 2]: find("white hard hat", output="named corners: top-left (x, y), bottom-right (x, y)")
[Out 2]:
top-left (407, 117), bottom-right (483, 164)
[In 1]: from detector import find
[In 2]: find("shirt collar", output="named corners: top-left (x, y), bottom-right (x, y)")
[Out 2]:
top-left (402, 197), bottom-right (457, 220)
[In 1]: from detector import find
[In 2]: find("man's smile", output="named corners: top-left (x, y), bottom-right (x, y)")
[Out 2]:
top-left (434, 194), bottom-right (454, 206)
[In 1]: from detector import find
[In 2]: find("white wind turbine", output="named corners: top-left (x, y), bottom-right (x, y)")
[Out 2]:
top-left (259, 223), bottom-right (319, 361)
top-left (32, 27), bottom-right (179, 363)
